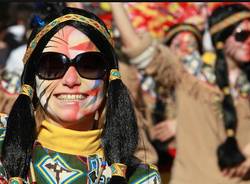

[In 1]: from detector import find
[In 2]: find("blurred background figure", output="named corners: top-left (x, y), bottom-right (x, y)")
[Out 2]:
top-left (110, 2), bottom-right (250, 184)
top-left (110, 3), bottom-right (207, 183)
top-left (0, 3), bottom-right (35, 114)
top-left (0, 18), bottom-right (9, 70)
top-left (5, 3), bottom-right (34, 55)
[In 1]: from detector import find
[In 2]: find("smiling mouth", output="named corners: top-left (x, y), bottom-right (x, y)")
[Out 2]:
top-left (56, 94), bottom-right (88, 101)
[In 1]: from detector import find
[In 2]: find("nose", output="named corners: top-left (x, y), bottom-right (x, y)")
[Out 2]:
top-left (62, 66), bottom-right (81, 88)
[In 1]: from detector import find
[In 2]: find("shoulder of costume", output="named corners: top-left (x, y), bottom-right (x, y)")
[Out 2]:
top-left (128, 163), bottom-right (161, 183)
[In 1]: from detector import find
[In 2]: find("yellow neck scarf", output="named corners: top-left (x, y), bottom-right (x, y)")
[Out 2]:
top-left (37, 120), bottom-right (104, 157)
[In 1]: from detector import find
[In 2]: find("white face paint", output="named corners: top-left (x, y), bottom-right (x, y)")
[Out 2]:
top-left (36, 26), bottom-right (106, 126)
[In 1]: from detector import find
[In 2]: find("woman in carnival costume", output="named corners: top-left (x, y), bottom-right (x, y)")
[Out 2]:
top-left (163, 23), bottom-right (203, 76)
top-left (0, 7), bottom-right (161, 184)
top-left (112, 2), bottom-right (250, 184)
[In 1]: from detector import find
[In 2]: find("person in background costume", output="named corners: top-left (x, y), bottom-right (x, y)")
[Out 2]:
top-left (150, 22), bottom-right (203, 154)
top-left (112, 2), bottom-right (250, 184)
top-left (151, 22), bottom-right (203, 148)
top-left (0, 7), bottom-right (161, 184)
top-left (0, 3), bottom-right (35, 114)
top-left (110, 3), bottom-right (205, 183)
top-left (150, 23), bottom-right (204, 177)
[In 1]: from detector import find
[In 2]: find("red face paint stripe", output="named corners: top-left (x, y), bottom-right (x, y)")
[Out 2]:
top-left (69, 42), bottom-right (96, 51)
top-left (84, 88), bottom-right (100, 96)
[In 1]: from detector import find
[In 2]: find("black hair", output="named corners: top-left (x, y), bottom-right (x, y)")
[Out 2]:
top-left (208, 3), bottom-right (250, 170)
top-left (2, 7), bottom-right (138, 183)
top-left (163, 23), bottom-right (203, 54)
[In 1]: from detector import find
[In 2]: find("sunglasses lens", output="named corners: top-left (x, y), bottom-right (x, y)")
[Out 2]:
top-left (76, 52), bottom-right (108, 79)
top-left (37, 53), bottom-right (67, 79)
top-left (235, 31), bottom-right (250, 42)
top-left (37, 52), bottom-right (108, 80)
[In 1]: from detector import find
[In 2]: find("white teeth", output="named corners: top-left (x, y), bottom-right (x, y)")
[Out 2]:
top-left (57, 94), bottom-right (85, 101)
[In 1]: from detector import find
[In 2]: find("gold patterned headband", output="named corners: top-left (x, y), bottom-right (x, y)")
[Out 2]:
top-left (210, 11), bottom-right (250, 35)
top-left (164, 25), bottom-right (202, 44)
top-left (23, 14), bottom-right (114, 64)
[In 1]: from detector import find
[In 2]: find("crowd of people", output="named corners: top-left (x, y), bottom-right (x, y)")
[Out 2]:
top-left (0, 2), bottom-right (249, 184)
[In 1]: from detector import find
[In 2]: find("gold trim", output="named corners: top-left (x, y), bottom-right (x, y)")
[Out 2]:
top-left (216, 41), bottom-right (224, 49)
top-left (109, 69), bottom-right (121, 81)
top-left (210, 12), bottom-right (250, 35)
top-left (23, 14), bottom-right (113, 64)
top-left (164, 25), bottom-right (201, 44)
top-left (30, 162), bottom-right (36, 183)
top-left (223, 86), bottom-right (230, 95)
top-left (149, 164), bottom-right (159, 171)
top-left (8, 177), bottom-right (23, 184)
top-left (21, 84), bottom-right (33, 98)
top-left (111, 163), bottom-right (127, 177)
top-left (226, 129), bottom-right (235, 137)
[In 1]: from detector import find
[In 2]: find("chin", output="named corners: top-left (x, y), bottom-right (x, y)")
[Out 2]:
top-left (234, 54), bottom-right (250, 63)
top-left (59, 118), bottom-right (79, 124)
top-left (238, 58), bottom-right (250, 63)
top-left (57, 111), bottom-right (79, 123)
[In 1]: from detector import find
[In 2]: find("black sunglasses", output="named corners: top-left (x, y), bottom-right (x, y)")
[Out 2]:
top-left (234, 30), bottom-right (250, 42)
top-left (36, 51), bottom-right (109, 80)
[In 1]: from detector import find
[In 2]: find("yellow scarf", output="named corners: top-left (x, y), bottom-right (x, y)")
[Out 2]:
top-left (37, 120), bottom-right (104, 157)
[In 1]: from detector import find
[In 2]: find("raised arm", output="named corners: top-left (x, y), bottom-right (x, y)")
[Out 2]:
top-left (110, 3), bottom-right (154, 60)
top-left (110, 2), bottom-right (182, 91)
top-left (110, 3), bottom-right (141, 49)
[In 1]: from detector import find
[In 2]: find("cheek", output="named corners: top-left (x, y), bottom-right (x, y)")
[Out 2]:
top-left (35, 77), bottom-right (57, 107)
top-left (225, 38), bottom-right (250, 61)
top-left (225, 38), bottom-right (238, 56)
top-left (235, 49), bottom-right (250, 62)
top-left (78, 79), bottom-right (104, 93)
top-left (85, 80), bottom-right (105, 105)
top-left (78, 80), bottom-right (106, 115)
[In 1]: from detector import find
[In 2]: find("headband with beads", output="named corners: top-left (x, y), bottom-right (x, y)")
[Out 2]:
top-left (164, 24), bottom-right (202, 44)
top-left (23, 14), bottom-right (114, 64)
top-left (210, 11), bottom-right (250, 36)
top-left (22, 14), bottom-right (120, 96)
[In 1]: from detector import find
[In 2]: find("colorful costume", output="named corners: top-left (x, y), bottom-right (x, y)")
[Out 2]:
top-left (0, 115), bottom-right (160, 183)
